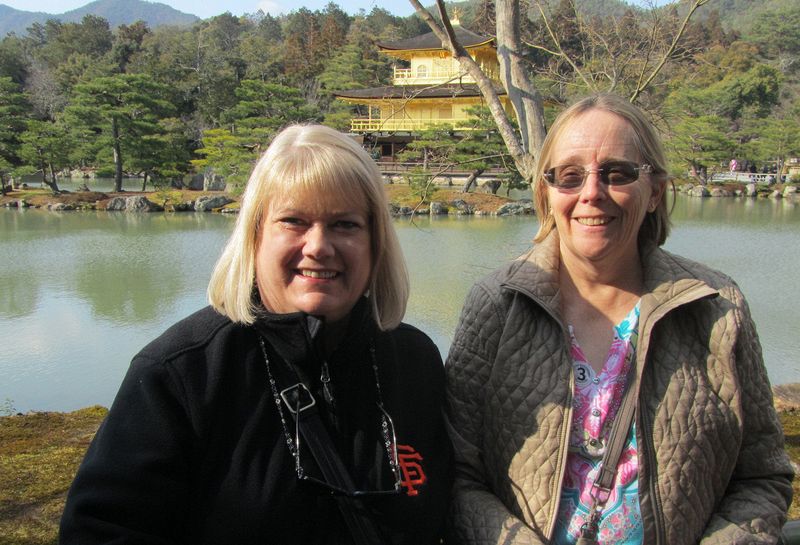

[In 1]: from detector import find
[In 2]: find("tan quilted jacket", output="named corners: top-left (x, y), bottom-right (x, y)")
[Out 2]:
top-left (445, 233), bottom-right (793, 545)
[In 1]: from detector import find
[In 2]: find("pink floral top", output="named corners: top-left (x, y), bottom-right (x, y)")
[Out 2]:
top-left (553, 303), bottom-right (642, 545)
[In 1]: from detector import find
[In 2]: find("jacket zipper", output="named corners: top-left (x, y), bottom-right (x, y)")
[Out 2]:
top-left (636, 284), bottom-right (717, 545)
top-left (639, 398), bottom-right (664, 545)
top-left (546, 364), bottom-right (574, 541)
top-left (320, 360), bottom-right (336, 415)
top-left (501, 282), bottom-right (574, 540)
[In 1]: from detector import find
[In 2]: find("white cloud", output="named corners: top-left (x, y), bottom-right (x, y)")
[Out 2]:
top-left (256, 0), bottom-right (285, 15)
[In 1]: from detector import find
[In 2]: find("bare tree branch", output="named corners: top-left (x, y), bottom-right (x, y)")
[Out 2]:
top-left (533, 0), bottom-right (594, 91)
top-left (630, 0), bottom-right (710, 102)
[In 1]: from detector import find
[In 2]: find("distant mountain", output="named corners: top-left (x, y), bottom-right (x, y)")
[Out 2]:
top-left (452, 0), bottom-right (784, 34)
top-left (699, 0), bottom-right (795, 32)
top-left (0, 0), bottom-right (199, 37)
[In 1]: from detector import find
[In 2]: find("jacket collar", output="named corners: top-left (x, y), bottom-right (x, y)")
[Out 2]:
top-left (251, 296), bottom-right (375, 371)
top-left (500, 232), bottom-right (720, 322)
top-left (638, 241), bottom-right (720, 325)
top-left (500, 232), bottom-right (563, 321)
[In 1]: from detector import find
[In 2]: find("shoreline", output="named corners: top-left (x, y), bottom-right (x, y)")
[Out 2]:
top-left (2, 180), bottom-right (798, 218)
top-left (0, 186), bottom-right (523, 216)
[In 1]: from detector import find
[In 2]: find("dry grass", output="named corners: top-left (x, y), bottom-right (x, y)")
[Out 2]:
top-left (0, 407), bottom-right (107, 545)
top-left (781, 411), bottom-right (800, 520)
top-left (0, 406), bottom-right (797, 543)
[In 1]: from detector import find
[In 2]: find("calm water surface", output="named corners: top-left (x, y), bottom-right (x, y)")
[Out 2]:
top-left (2, 193), bottom-right (799, 412)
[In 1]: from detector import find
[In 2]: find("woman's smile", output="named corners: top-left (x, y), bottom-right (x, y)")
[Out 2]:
top-left (298, 269), bottom-right (338, 279)
top-left (574, 216), bottom-right (613, 227)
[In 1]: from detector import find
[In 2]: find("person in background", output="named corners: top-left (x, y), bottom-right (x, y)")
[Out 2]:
top-left (445, 94), bottom-right (792, 544)
top-left (60, 124), bottom-right (452, 545)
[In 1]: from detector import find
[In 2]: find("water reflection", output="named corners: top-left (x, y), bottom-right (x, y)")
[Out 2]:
top-left (20, 176), bottom-right (145, 194)
top-left (74, 257), bottom-right (183, 323)
top-left (676, 194), bottom-right (800, 225)
top-left (0, 273), bottom-right (39, 318)
top-left (397, 216), bottom-right (536, 351)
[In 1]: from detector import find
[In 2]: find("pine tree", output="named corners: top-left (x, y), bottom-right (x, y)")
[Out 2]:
top-left (64, 73), bottom-right (176, 192)
top-left (0, 76), bottom-right (29, 168)
top-left (18, 119), bottom-right (72, 194)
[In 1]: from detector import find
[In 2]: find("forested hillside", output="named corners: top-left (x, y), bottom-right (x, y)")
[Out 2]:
top-left (0, 0), bottom-right (198, 37)
top-left (0, 0), bottom-right (796, 195)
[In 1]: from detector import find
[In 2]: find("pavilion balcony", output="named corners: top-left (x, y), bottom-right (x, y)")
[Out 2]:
top-left (350, 117), bottom-right (479, 132)
top-left (392, 67), bottom-right (476, 85)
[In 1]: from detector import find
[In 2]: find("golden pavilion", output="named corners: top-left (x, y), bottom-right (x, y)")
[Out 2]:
top-left (334, 18), bottom-right (511, 160)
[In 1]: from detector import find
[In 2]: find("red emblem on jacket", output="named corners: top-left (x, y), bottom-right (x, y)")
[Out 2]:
top-left (397, 445), bottom-right (426, 496)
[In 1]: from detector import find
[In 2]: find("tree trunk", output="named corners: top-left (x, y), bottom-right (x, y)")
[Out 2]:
top-left (43, 163), bottom-right (60, 194)
top-left (408, 0), bottom-right (543, 182)
top-left (495, 0), bottom-right (547, 158)
top-left (461, 168), bottom-right (485, 192)
top-left (112, 117), bottom-right (123, 193)
top-left (141, 172), bottom-right (149, 192)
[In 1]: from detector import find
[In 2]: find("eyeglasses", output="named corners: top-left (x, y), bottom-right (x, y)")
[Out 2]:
top-left (293, 398), bottom-right (402, 498)
top-left (543, 161), bottom-right (653, 192)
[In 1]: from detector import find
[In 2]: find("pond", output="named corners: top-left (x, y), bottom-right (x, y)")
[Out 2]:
top-left (1, 191), bottom-right (799, 412)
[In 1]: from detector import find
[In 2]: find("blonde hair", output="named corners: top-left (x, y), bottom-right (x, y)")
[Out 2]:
top-left (207, 124), bottom-right (409, 330)
top-left (533, 94), bottom-right (671, 246)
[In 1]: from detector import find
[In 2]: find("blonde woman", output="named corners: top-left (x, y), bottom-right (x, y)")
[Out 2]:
top-left (61, 125), bottom-right (452, 545)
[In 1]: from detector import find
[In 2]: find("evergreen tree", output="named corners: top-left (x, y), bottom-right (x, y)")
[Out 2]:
top-left (240, 14), bottom-right (284, 82)
top-left (0, 35), bottom-right (28, 84)
top-left (663, 81), bottom-right (734, 179)
top-left (399, 106), bottom-right (522, 195)
top-left (191, 128), bottom-right (256, 191)
top-left (64, 73), bottom-right (176, 192)
top-left (18, 119), bottom-right (72, 194)
top-left (194, 80), bottom-right (320, 191)
top-left (738, 110), bottom-right (800, 181)
top-left (318, 17), bottom-right (393, 130)
top-left (747, 4), bottom-right (800, 74)
top-left (126, 117), bottom-right (192, 190)
top-left (0, 156), bottom-right (12, 194)
top-left (0, 76), bottom-right (29, 168)
top-left (111, 21), bottom-right (151, 73)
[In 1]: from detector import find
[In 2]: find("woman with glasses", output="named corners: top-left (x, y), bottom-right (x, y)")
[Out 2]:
top-left (60, 124), bottom-right (452, 545)
top-left (445, 94), bottom-right (792, 545)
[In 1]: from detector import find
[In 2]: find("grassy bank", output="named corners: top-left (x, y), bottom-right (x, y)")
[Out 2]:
top-left (1, 406), bottom-right (798, 544)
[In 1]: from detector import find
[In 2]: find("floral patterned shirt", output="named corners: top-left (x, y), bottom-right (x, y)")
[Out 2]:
top-left (553, 303), bottom-right (642, 545)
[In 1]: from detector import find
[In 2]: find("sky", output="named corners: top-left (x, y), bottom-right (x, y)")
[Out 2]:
top-left (0, 0), bottom-right (670, 20)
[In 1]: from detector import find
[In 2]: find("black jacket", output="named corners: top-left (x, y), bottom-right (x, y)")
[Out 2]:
top-left (60, 301), bottom-right (452, 544)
